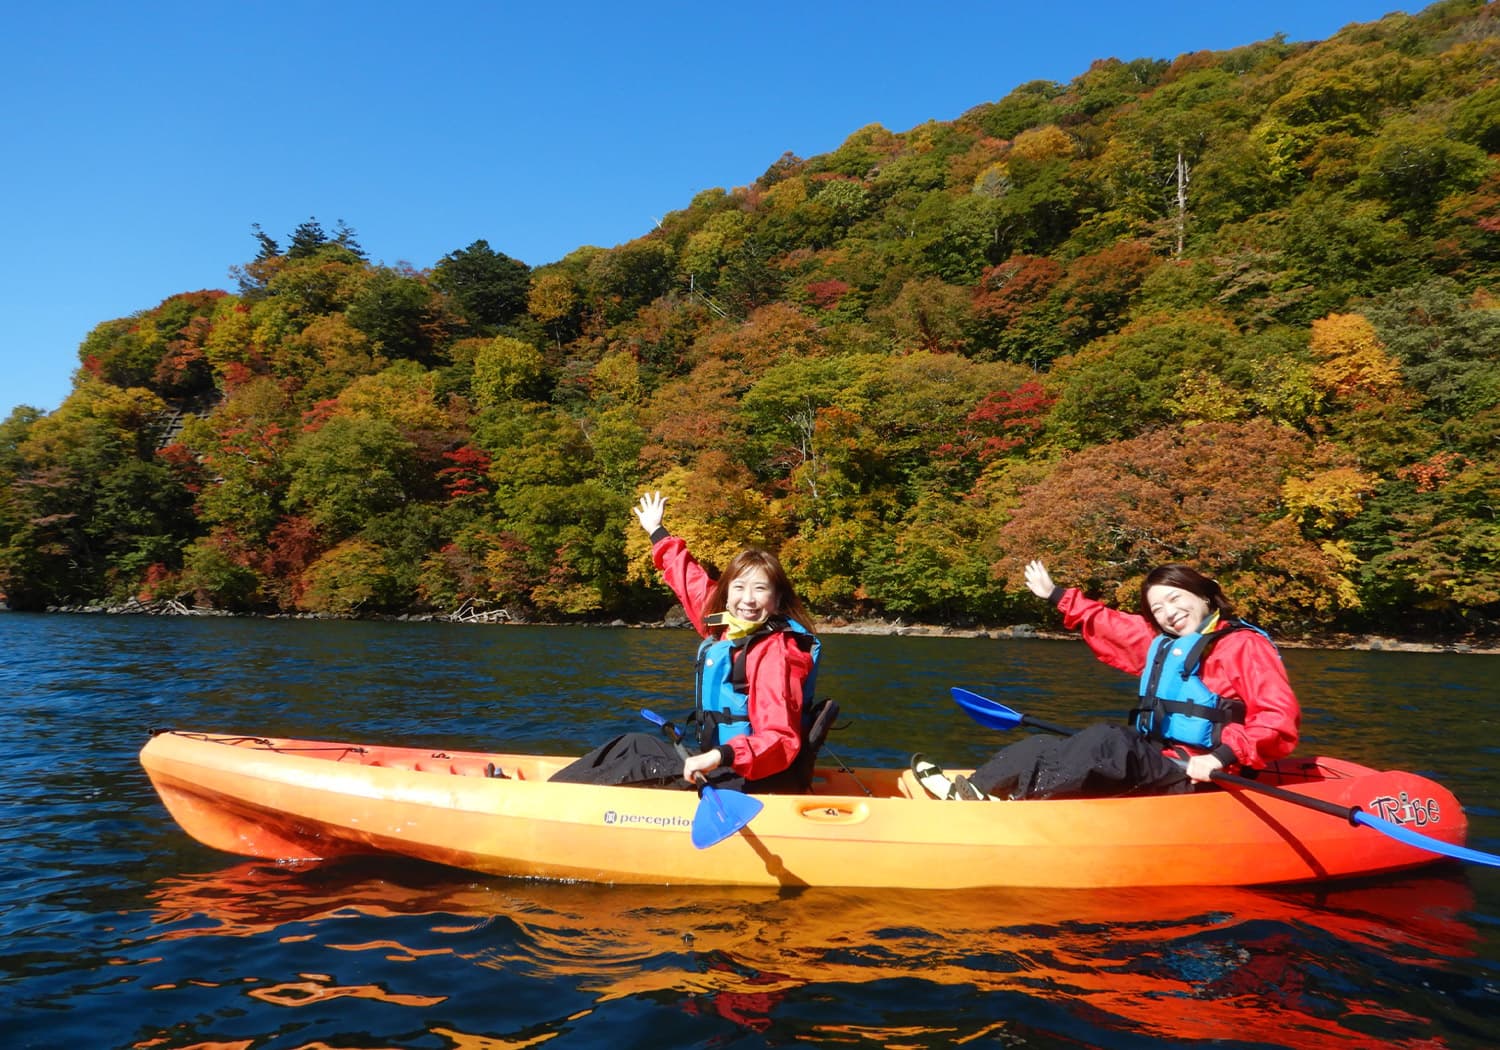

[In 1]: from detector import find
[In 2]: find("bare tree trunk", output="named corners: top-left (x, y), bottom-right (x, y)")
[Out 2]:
top-left (1174, 150), bottom-right (1190, 257)
top-left (789, 404), bottom-right (819, 510)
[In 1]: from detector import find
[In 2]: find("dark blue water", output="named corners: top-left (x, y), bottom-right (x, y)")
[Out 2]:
top-left (1, 613), bottom-right (1496, 1049)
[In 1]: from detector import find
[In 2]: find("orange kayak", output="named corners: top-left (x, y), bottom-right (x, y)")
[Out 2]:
top-left (139, 730), bottom-right (1469, 889)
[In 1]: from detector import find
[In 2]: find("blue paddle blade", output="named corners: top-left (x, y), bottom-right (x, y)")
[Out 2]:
top-left (950, 687), bottom-right (1024, 731)
top-left (691, 784), bottom-right (763, 849)
top-left (1354, 811), bottom-right (1500, 868)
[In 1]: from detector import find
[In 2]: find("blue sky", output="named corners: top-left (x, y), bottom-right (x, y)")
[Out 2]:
top-left (1, 1), bottom-right (1415, 415)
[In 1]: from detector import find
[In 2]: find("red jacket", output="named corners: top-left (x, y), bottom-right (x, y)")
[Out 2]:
top-left (653, 536), bottom-right (811, 781)
top-left (1056, 589), bottom-right (1300, 769)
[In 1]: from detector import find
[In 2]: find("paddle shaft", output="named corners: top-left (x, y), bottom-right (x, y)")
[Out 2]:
top-left (1020, 713), bottom-right (1076, 737)
top-left (1208, 768), bottom-right (1356, 823)
top-left (644, 709), bottom-right (712, 788)
top-left (641, 708), bottom-right (763, 845)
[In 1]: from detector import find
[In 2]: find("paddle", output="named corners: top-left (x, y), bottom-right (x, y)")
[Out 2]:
top-left (951, 687), bottom-right (1074, 737)
top-left (949, 688), bottom-right (1500, 868)
top-left (641, 708), bottom-right (763, 849)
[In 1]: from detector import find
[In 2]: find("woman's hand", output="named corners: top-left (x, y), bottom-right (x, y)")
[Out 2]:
top-left (682, 748), bottom-right (722, 785)
top-left (634, 491), bottom-right (666, 537)
top-left (1024, 559), bottom-right (1056, 600)
top-left (1184, 752), bottom-right (1224, 783)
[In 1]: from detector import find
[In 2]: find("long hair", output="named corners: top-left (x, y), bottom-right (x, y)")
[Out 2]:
top-left (706, 547), bottom-right (815, 635)
top-left (1137, 564), bottom-right (1237, 634)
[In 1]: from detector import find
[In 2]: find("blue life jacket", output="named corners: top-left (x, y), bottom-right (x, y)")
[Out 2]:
top-left (1131, 621), bottom-right (1269, 749)
top-left (694, 617), bottom-right (819, 750)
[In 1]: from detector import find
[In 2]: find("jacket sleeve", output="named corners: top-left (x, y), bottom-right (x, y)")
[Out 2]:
top-left (651, 534), bottom-right (715, 638)
top-left (1055, 588), bottom-right (1158, 676)
top-left (727, 632), bottom-right (812, 780)
top-left (1203, 632), bottom-right (1301, 769)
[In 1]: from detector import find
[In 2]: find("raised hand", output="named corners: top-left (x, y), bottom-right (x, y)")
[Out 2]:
top-left (1024, 559), bottom-right (1056, 599)
top-left (634, 491), bottom-right (666, 536)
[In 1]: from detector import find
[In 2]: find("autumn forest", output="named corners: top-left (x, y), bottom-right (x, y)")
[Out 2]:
top-left (2, 0), bottom-right (1497, 641)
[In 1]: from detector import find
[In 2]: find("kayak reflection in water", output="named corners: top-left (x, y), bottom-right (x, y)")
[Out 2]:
top-left (551, 492), bottom-right (821, 794)
top-left (915, 559), bottom-right (1300, 801)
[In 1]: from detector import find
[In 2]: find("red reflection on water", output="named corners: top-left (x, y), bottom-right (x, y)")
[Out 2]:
top-left (147, 860), bottom-right (1478, 1049)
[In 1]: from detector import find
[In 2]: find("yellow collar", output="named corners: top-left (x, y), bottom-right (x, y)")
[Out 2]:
top-left (705, 611), bottom-right (767, 640)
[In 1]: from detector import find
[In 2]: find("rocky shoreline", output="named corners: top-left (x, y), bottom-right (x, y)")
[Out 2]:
top-left (18, 597), bottom-right (1496, 655)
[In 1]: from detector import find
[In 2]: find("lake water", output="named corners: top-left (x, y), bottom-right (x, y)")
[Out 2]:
top-left (2, 613), bottom-right (1496, 1049)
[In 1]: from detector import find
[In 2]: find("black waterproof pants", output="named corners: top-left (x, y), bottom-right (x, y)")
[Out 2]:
top-left (547, 730), bottom-right (803, 793)
top-left (548, 732), bottom-right (699, 788)
top-left (968, 723), bottom-right (1192, 800)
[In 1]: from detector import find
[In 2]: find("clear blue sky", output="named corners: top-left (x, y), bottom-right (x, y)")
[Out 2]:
top-left (1, 1), bottom-right (1414, 415)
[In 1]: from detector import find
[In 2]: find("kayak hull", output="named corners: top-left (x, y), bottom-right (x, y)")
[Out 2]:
top-left (140, 730), bottom-right (1469, 889)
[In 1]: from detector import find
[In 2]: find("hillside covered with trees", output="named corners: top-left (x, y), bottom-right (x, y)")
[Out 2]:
top-left (2, 0), bottom-right (1497, 640)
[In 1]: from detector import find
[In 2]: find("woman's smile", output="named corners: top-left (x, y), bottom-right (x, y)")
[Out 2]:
top-left (726, 567), bottom-right (777, 622)
top-left (1146, 584), bottom-right (1211, 637)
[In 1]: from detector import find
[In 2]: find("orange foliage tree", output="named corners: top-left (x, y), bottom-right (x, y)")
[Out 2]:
top-left (996, 420), bottom-right (1361, 630)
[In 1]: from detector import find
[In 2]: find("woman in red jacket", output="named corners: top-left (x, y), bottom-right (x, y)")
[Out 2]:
top-left (551, 492), bottom-right (819, 793)
top-left (917, 559), bottom-right (1299, 801)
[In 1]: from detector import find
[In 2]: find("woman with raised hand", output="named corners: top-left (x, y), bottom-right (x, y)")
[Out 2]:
top-left (915, 559), bottom-right (1299, 801)
top-left (551, 492), bottom-right (820, 793)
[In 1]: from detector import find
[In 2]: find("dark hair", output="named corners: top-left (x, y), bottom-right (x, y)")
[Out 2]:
top-left (1137, 564), bottom-right (1236, 633)
top-left (706, 547), bottom-right (815, 635)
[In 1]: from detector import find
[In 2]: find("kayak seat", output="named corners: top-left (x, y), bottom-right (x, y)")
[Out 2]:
top-left (793, 698), bottom-right (841, 790)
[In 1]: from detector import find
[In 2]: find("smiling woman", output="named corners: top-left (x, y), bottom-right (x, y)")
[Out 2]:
top-left (1144, 570), bottom-right (1218, 638)
top-left (548, 491), bottom-right (822, 795)
top-left (914, 558), bottom-right (1301, 803)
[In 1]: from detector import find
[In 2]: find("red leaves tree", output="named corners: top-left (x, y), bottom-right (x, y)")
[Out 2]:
top-left (940, 380), bottom-right (1056, 464)
top-left (973, 255), bottom-right (1062, 326)
top-left (437, 444), bottom-right (492, 503)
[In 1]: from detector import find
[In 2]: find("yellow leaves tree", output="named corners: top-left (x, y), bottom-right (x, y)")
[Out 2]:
top-left (1164, 369), bottom-right (1249, 424)
top-left (202, 295), bottom-right (255, 377)
top-left (762, 176), bottom-right (809, 214)
top-left (1010, 125), bottom-right (1074, 164)
top-left (1281, 465), bottom-right (1377, 532)
top-left (335, 364), bottom-right (449, 435)
top-left (626, 459), bottom-right (783, 591)
top-left (298, 538), bottom-right (398, 615)
top-left (1308, 313), bottom-right (1403, 403)
top-left (274, 314), bottom-right (382, 400)
top-left (472, 336), bottom-right (546, 408)
top-left (591, 351), bottom-right (643, 408)
top-left (19, 380), bottom-right (166, 464)
top-left (527, 271), bottom-right (578, 346)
